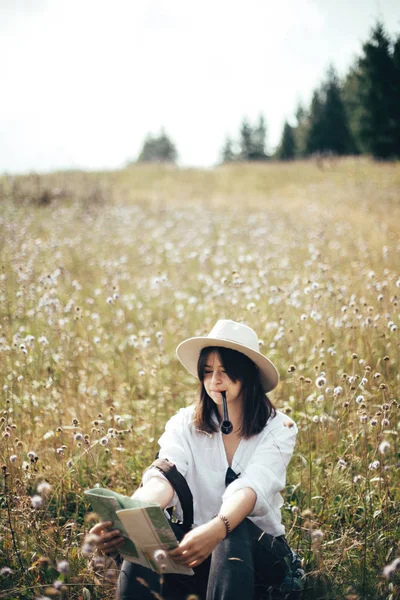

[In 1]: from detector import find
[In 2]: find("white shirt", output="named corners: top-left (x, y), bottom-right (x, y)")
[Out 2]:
top-left (142, 405), bottom-right (298, 537)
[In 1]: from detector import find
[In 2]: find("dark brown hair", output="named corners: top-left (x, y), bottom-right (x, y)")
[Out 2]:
top-left (193, 346), bottom-right (276, 438)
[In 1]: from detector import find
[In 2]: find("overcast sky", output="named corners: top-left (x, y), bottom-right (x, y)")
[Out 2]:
top-left (1, 0), bottom-right (399, 173)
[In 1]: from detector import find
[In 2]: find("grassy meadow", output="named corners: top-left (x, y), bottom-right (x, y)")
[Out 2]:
top-left (0, 157), bottom-right (399, 599)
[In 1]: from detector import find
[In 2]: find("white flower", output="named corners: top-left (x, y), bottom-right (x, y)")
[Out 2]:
top-left (368, 460), bottom-right (380, 470)
top-left (10, 455), bottom-right (17, 463)
top-left (383, 557), bottom-right (400, 578)
top-left (37, 481), bottom-right (52, 495)
top-left (74, 433), bottom-right (84, 441)
top-left (311, 529), bottom-right (324, 541)
top-left (378, 441), bottom-right (390, 454)
top-left (31, 495), bottom-right (43, 509)
top-left (315, 376), bottom-right (326, 388)
top-left (312, 415), bottom-right (319, 423)
top-left (153, 549), bottom-right (167, 571)
top-left (333, 386), bottom-right (343, 396)
top-left (100, 437), bottom-right (108, 446)
top-left (356, 395), bottom-right (364, 404)
top-left (337, 459), bottom-right (347, 469)
top-left (56, 560), bottom-right (69, 574)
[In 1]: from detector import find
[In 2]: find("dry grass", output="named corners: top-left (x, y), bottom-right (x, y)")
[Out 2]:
top-left (0, 157), bottom-right (399, 599)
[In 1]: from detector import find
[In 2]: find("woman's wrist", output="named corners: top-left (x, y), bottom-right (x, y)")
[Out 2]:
top-left (211, 514), bottom-right (230, 541)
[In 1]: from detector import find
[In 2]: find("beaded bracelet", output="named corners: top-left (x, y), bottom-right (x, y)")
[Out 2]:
top-left (216, 514), bottom-right (231, 539)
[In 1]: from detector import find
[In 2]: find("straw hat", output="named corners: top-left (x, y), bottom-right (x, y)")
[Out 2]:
top-left (176, 319), bottom-right (279, 393)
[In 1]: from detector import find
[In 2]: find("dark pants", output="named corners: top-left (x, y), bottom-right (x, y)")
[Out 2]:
top-left (117, 519), bottom-right (292, 600)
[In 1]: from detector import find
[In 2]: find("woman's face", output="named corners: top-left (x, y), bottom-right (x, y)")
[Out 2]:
top-left (202, 351), bottom-right (243, 408)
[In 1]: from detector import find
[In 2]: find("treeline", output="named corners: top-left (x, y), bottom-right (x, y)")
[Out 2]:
top-left (133, 21), bottom-right (399, 165)
top-left (222, 21), bottom-right (400, 162)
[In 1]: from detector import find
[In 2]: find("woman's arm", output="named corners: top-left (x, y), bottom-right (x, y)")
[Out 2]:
top-left (168, 486), bottom-right (256, 567)
top-left (131, 476), bottom-right (174, 508)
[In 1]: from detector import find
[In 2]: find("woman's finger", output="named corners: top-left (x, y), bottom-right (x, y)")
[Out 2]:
top-left (89, 521), bottom-right (113, 535)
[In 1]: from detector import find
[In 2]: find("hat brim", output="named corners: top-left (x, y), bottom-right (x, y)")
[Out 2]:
top-left (176, 337), bottom-right (279, 393)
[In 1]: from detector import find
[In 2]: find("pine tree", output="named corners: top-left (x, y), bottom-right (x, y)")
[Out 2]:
top-left (391, 34), bottom-right (400, 156)
top-left (305, 67), bottom-right (354, 156)
top-left (251, 115), bottom-right (268, 160)
top-left (358, 22), bottom-right (397, 158)
top-left (342, 63), bottom-right (364, 153)
top-left (137, 129), bottom-right (178, 163)
top-left (293, 103), bottom-right (308, 157)
top-left (221, 137), bottom-right (236, 163)
top-left (277, 121), bottom-right (296, 160)
top-left (239, 119), bottom-right (253, 161)
top-left (305, 90), bottom-right (325, 155)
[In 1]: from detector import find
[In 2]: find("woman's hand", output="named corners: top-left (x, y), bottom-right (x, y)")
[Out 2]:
top-left (168, 518), bottom-right (226, 567)
top-left (88, 520), bottom-right (125, 555)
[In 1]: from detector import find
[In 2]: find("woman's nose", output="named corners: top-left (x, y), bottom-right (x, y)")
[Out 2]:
top-left (211, 371), bottom-right (222, 384)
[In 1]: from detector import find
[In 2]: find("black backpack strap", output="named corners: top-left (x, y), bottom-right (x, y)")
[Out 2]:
top-left (144, 458), bottom-right (194, 533)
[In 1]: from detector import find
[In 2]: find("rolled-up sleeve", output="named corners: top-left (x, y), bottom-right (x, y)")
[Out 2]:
top-left (141, 408), bottom-right (191, 512)
top-left (222, 418), bottom-right (298, 517)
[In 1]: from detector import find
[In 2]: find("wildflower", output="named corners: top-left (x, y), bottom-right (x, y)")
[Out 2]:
top-left (0, 567), bottom-right (13, 575)
top-left (311, 529), bottom-right (324, 541)
top-left (337, 459), bottom-right (347, 469)
top-left (315, 376), bottom-right (326, 388)
top-left (37, 481), bottom-right (52, 495)
top-left (56, 447), bottom-right (64, 454)
top-left (379, 441), bottom-right (390, 454)
top-left (100, 437), bottom-right (108, 446)
top-left (56, 560), bottom-right (69, 574)
top-left (10, 455), bottom-right (17, 463)
top-left (81, 542), bottom-right (94, 556)
top-left (360, 414), bottom-right (368, 424)
top-left (333, 386), bottom-right (343, 396)
top-left (52, 580), bottom-right (63, 590)
top-left (356, 395), bottom-right (364, 404)
top-left (381, 418), bottom-right (390, 427)
top-left (312, 415), bottom-right (319, 423)
top-left (27, 451), bottom-right (37, 460)
top-left (31, 495), bottom-right (43, 508)
top-left (106, 297), bottom-right (113, 304)
top-left (153, 549), bottom-right (167, 571)
top-left (66, 459), bottom-right (73, 468)
top-left (383, 557), bottom-right (400, 578)
top-left (368, 460), bottom-right (380, 470)
top-left (74, 433), bottom-right (84, 441)
top-left (353, 475), bottom-right (362, 484)
top-left (370, 418), bottom-right (378, 427)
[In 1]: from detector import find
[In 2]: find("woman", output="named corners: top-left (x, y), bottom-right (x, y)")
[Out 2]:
top-left (91, 319), bottom-right (298, 599)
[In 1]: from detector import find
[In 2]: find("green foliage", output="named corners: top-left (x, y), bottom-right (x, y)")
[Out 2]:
top-left (220, 136), bottom-right (236, 163)
top-left (277, 121), bottom-right (297, 160)
top-left (305, 66), bottom-right (354, 156)
top-left (136, 129), bottom-right (178, 164)
top-left (357, 22), bottom-right (400, 158)
top-left (221, 115), bottom-right (269, 163)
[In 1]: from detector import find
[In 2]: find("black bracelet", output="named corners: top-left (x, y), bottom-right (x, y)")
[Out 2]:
top-left (215, 514), bottom-right (231, 539)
